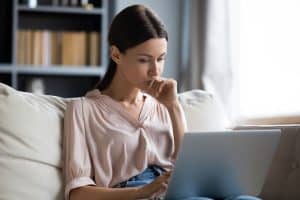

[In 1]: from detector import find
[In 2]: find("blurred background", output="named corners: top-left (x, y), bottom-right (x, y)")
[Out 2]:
top-left (1, 0), bottom-right (300, 124)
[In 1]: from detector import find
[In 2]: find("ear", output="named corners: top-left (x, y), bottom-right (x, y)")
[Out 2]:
top-left (110, 45), bottom-right (122, 64)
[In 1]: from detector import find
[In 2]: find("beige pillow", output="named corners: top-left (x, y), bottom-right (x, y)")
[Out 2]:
top-left (178, 90), bottom-right (228, 131)
top-left (0, 83), bottom-right (68, 200)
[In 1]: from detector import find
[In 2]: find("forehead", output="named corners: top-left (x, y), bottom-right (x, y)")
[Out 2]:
top-left (127, 38), bottom-right (167, 56)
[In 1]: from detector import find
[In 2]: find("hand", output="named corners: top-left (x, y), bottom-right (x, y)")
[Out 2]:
top-left (145, 78), bottom-right (178, 108)
top-left (136, 171), bottom-right (171, 199)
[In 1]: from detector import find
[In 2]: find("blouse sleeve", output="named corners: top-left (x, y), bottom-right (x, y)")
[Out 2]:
top-left (63, 99), bottom-right (96, 200)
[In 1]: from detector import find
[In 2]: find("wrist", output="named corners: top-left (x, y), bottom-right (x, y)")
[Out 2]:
top-left (164, 100), bottom-right (181, 110)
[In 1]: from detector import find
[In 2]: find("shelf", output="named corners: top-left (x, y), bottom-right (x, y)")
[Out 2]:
top-left (16, 66), bottom-right (105, 77)
top-left (18, 9), bottom-right (101, 31)
top-left (0, 66), bottom-right (13, 73)
top-left (4, 0), bottom-right (109, 96)
top-left (18, 5), bottom-right (104, 15)
top-left (17, 75), bottom-right (100, 98)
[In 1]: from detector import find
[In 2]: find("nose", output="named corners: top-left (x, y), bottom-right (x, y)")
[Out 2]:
top-left (148, 61), bottom-right (160, 77)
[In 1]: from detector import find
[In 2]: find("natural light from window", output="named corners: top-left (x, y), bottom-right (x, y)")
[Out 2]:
top-left (237, 0), bottom-right (300, 118)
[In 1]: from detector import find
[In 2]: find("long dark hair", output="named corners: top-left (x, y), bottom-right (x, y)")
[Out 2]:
top-left (96, 4), bottom-right (168, 91)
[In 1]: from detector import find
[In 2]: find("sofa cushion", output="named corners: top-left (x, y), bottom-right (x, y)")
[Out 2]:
top-left (178, 89), bottom-right (228, 131)
top-left (0, 83), bottom-right (68, 200)
top-left (0, 83), bottom-right (226, 200)
top-left (235, 125), bottom-right (300, 200)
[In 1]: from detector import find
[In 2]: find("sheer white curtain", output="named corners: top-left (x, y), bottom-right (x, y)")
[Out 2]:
top-left (184, 0), bottom-right (300, 124)
top-left (201, 0), bottom-right (234, 119)
top-left (184, 0), bottom-right (235, 121)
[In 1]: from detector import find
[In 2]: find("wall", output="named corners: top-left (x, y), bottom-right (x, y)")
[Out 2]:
top-left (114, 0), bottom-right (182, 80)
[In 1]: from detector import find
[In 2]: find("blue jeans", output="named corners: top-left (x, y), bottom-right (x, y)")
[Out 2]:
top-left (181, 196), bottom-right (260, 200)
top-left (114, 166), bottom-right (261, 200)
top-left (114, 165), bottom-right (165, 188)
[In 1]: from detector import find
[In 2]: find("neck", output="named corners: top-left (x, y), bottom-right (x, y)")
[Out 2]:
top-left (102, 69), bottom-right (142, 104)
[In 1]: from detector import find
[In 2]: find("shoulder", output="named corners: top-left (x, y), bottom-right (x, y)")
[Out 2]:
top-left (67, 96), bottom-right (100, 114)
top-left (65, 98), bottom-right (85, 117)
top-left (65, 97), bottom-right (97, 125)
top-left (85, 89), bottom-right (102, 100)
top-left (67, 89), bottom-right (110, 117)
top-left (67, 89), bottom-right (101, 108)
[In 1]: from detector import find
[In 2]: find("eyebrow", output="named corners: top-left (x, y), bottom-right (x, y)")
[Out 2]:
top-left (137, 53), bottom-right (166, 58)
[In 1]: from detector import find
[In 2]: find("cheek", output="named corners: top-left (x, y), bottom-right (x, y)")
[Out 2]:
top-left (159, 61), bottom-right (165, 73)
top-left (121, 61), bottom-right (148, 81)
top-left (154, 61), bottom-right (165, 76)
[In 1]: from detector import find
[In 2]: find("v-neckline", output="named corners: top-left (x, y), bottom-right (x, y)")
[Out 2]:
top-left (100, 92), bottom-right (150, 126)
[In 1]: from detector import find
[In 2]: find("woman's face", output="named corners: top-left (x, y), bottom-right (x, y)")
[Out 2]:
top-left (113, 38), bottom-right (167, 91)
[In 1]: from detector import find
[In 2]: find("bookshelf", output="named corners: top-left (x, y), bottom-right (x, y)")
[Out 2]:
top-left (17, 5), bottom-right (105, 15)
top-left (0, 0), bottom-right (112, 97)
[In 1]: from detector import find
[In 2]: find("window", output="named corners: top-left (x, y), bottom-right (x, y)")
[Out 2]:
top-left (234, 0), bottom-right (300, 119)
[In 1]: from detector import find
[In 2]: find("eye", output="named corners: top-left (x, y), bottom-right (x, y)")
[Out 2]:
top-left (157, 57), bottom-right (165, 62)
top-left (138, 58), bottom-right (150, 63)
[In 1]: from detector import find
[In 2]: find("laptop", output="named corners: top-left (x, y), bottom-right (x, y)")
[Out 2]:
top-left (164, 129), bottom-right (281, 200)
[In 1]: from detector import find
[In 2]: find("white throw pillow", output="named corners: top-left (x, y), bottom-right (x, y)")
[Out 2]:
top-left (178, 90), bottom-right (228, 131)
top-left (0, 83), bottom-right (68, 200)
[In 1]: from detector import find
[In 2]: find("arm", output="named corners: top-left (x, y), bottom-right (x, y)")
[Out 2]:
top-left (165, 101), bottom-right (187, 159)
top-left (146, 78), bottom-right (187, 159)
top-left (70, 171), bottom-right (171, 200)
top-left (70, 186), bottom-right (138, 200)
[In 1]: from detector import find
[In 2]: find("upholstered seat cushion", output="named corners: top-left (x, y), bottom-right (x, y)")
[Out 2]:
top-left (0, 83), bottom-right (224, 200)
top-left (0, 83), bottom-right (68, 200)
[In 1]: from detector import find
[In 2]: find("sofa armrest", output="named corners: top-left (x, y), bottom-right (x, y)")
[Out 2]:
top-left (234, 125), bottom-right (300, 200)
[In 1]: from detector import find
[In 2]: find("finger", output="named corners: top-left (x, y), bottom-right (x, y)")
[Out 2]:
top-left (161, 182), bottom-right (168, 190)
top-left (162, 170), bottom-right (172, 177)
top-left (146, 80), bottom-right (158, 96)
top-left (153, 79), bottom-right (163, 91)
top-left (148, 80), bottom-right (163, 97)
top-left (155, 175), bottom-right (166, 183)
top-left (165, 170), bottom-right (172, 174)
top-left (157, 81), bottom-right (166, 94)
top-left (149, 80), bottom-right (159, 93)
top-left (152, 180), bottom-right (168, 191)
top-left (152, 176), bottom-right (169, 188)
top-left (156, 182), bottom-right (168, 197)
top-left (148, 79), bottom-right (155, 89)
top-left (156, 176), bottom-right (170, 185)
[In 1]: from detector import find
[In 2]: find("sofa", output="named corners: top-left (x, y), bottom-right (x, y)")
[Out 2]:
top-left (0, 82), bottom-right (299, 200)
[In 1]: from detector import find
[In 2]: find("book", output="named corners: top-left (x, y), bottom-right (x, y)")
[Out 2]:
top-left (61, 0), bottom-right (69, 6)
top-left (62, 31), bottom-right (87, 66)
top-left (41, 30), bottom-right (51, 66)
top-left (70, 0), bottom-right (78, 7)
top-left (25, 30), bottom-right (33, 65)
top-left (17, 30), bottom-right (26, 64)
top-left (52, 0), bottom-right (59, 6)
top-left (51, 31), bottom-right (62, 65)
top-left (88, 31), bottom-right (100, 66)
top-left (32, 30), bottom-right (41, 66)
top-left (17, 30), bottom-right (99, 67)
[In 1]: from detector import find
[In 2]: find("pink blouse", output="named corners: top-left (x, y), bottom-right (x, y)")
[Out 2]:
top-left (63, 89), bottom-right (175, 200)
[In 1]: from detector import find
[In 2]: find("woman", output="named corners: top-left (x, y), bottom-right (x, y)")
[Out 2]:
top-left (63, 4), bottom-right (261, 200)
